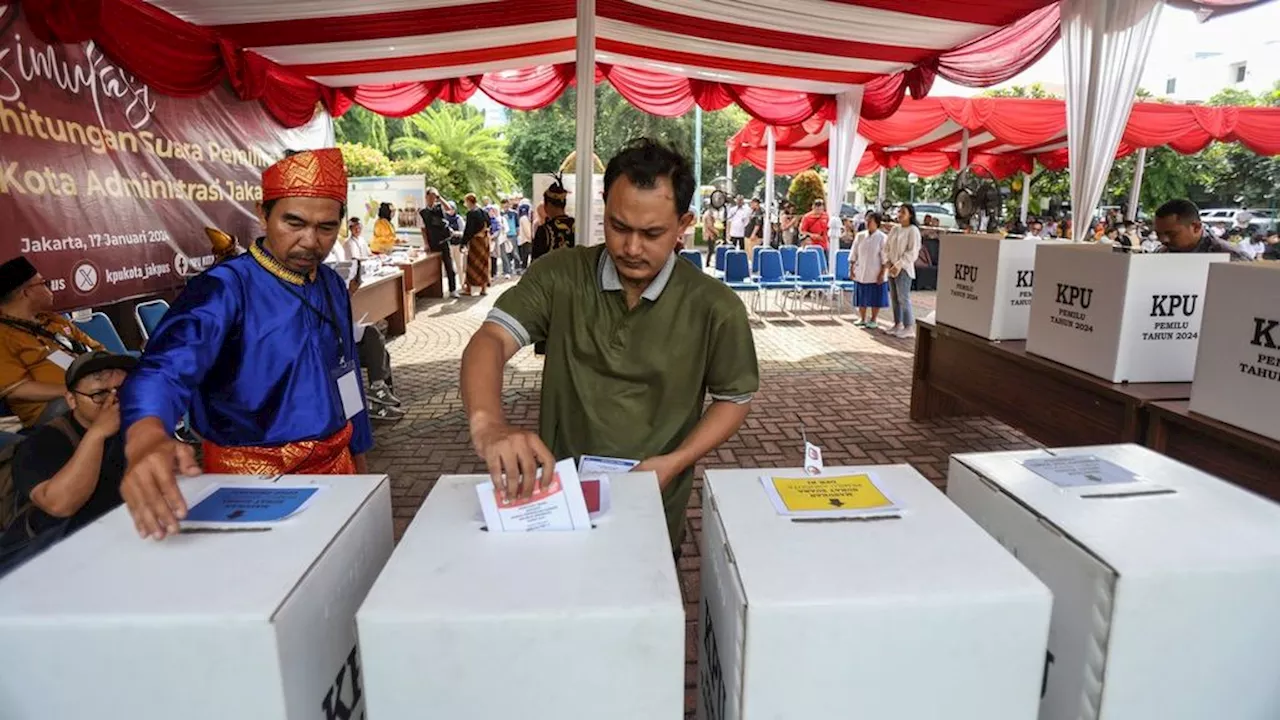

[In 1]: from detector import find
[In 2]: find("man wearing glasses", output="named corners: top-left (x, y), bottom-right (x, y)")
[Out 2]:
top-left (0, 257), bottom-right (104, 429)
top-left (0, 352), bottom-right (133, 571)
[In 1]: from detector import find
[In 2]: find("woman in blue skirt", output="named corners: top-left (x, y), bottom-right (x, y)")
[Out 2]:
top-left (851, 212), bottom-right (890, 328)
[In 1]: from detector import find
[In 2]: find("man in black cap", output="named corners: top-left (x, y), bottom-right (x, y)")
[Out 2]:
top-left (0, 352), bottom-right (133, 570)
top-left (0, 257), bottom-right (103, 428)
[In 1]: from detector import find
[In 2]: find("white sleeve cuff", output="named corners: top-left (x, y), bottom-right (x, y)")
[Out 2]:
top-left (710, 392), bottom-right (754, 405)
top-left (485, 308), bottom-right (531, 347)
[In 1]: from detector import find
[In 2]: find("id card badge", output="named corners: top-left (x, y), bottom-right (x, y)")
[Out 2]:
top-left (47, 350), bottom-right (75, 370)
top-left (332, 362), bottom-right (364, 420)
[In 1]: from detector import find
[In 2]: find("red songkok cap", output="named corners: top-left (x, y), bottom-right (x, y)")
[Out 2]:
top-left (261, 148), bottom-right (348, 204)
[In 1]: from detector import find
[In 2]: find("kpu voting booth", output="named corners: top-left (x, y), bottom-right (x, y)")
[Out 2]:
top-left (1025, 244), bottom-right (1227, 383)
top-left (698, 465), bottom-right (1051, 720)
top-left (949, 445), bottom-right (1280, 720)
top-left (935, 234), bottom-right (1057, 340)
top-left (0, 475), bottom-right (393, 720)
top-left (357, 472), bottom-right (685, 719)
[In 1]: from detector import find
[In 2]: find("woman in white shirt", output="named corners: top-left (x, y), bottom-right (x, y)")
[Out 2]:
top-left (851, 212), bottom-right (889, 329)
top-left (881, 204), bottom-right (923, 339)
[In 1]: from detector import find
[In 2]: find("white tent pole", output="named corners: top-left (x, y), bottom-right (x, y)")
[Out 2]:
top-left (877, 167), bottom-right (887, 206)
top-left (574, 0), bottom-right (596, 244)
top-left (959, 128), bottom-right (971, 171)
top-left (1020, 171), bottom-right (1032, 224)
top-left (1128, 147), bottom-right (1148, 222)
top-left (764, 126), bottom-right (776, 246)
top-left (726, 153), bottom-right (733, 193)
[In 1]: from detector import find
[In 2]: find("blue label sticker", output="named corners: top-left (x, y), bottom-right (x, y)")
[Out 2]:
top-left (186, 486), bottom-right (319, 523)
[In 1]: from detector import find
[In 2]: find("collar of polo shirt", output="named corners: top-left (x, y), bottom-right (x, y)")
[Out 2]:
top-left (598, 250), bottom-right (678, 302)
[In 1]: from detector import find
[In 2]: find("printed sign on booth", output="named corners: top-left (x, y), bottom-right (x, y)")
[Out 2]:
top-left (0, 5), bottom-right (330, 309)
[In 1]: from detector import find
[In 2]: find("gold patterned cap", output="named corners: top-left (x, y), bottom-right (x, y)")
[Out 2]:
top-left (262, 148), bottom-right (347, 204)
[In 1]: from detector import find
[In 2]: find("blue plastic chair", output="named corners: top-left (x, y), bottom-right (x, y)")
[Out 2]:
top-left (134, 299), bottom-right (170, 343)
top-left (755, 249), bottom-right (794, 313)
top-left (779, 245), bottom-right (800, 278)
top-left (751, 245), bottom-right (764, 273)
top-left (832, 249), bottom-right (858, 314)
top-left (713, 244), bottom-right (730, 276)
top-left (679, 249), bottom-right (702, 268)
top-left (74, 312), bottom-right (139, 357)
top-left (722, 250), bottom-right (759, 314)
top-left (790, 249), bottom-right (834, 313)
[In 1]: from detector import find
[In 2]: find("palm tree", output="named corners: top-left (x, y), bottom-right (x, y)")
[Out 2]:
top-left (391, 104), bottom-right (515, 199)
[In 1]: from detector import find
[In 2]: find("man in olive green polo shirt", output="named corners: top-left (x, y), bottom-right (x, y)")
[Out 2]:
top-left (461, 138), bottom-right (759, 547)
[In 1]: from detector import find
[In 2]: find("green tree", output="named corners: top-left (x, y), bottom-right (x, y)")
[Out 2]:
top-left (506, 90), bottom-right (579, 196)
top-left (337, 142), bottom-right (394, 177)
top-left (391, 103), bottom-right (515, 200)
top-left (980, 82), bottom-right (1061, 99)
top-left (334, 108), bottom-right (389, 153)
top-left (788, 170), bottom-right (826, 212)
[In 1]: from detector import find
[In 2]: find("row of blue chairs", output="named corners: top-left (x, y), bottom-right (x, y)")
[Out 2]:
top-left (692, 246), bottom-right (861, 315)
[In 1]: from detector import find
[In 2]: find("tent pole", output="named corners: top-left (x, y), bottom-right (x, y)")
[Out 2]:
top-left (574, 0), bottom-right (596, 244)
top-left (877, 167), bottom-right (887, 206)
top-left (959, 128), bottom-right (971, 170)
top-left (1127, 147), bottom-right (1148, 222)
top-left (694, 106), bottom-right (703, 213)
top-left (764, 126), bottom-right (776, 247)
top-left (1020, 171), bottom-right (1032, 225)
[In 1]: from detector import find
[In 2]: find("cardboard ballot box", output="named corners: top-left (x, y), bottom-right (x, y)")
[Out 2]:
top-left (936, 233), bottom-right (1055, 340)
top-left (357, 473), bottom-right (684, 720)
top-left (0, 474), bottom-right (393, 720)
top-left (698, 465), bottom-right (1051, 720)
top-left (1190, 261), bottom-right (1280, 442)
top-left (1024, 243), bottom-right (1227, 382)
top-left (948, 444), bottom-right (1280, 720)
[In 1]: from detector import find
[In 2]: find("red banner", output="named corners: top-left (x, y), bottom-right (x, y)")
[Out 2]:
top-left (0, 6), bottom-right (331, 310)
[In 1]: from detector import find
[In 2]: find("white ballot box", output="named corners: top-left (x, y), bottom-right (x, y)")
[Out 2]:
top-left (936, 233), bottom-right (1053, 340)
top-left (698, 465), bottom-right (1051, 720)
top-left (357, 472), bottom-right (684, 720)
top-left (948, 444), bottom-right (1280, 720)
top-left (1190, 261), bottom-right (1280, 441)
top-left (0, 474), bottom-right (393, 720)
top-left (1024, 244), bottom-right (1228, 382)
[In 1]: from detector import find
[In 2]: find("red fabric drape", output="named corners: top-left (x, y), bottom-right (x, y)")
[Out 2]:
top-left (481, 64), bottom-right (576, 110)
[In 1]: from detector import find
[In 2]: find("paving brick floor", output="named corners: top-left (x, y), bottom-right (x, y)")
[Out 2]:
top-left (367, 278), bottom-right (1039, 718)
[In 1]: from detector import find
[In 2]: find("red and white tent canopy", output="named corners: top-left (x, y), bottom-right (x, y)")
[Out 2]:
top-left (12, 0), bottom-right (1073, 126)
top-left (729, 96), bottom-right (1280, 178)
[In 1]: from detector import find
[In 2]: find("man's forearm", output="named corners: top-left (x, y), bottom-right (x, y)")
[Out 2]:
top-left (668, 401), bottom-right (751, 472)
top-left (125, 417), bottom-right (171, 465)
top-left (7, 380), bottom-right (67, 402)
top-left (461, 330), bottom-right (511, 433)
top-left (31, 432), bottom-right (108, 517)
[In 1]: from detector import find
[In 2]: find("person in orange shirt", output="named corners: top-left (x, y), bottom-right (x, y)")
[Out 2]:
top-left (798, 199), bottom-right (830, 252)
top-left (370, 202), bottom-right (398, 254)
top-left (0, 257), bottom-right (104, 428)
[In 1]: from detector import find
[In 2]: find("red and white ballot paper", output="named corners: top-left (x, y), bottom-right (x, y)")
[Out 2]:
top-left (476, 456), bottom-right (639, 532)
top-left (477, 459), bottom-right (594, 532)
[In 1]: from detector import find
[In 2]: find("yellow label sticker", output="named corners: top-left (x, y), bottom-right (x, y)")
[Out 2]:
top-left (770, 474), bottom-right (892, 512)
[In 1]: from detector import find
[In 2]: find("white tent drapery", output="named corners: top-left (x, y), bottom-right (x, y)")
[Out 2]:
top-left (825, 89), bottom-right (868, 272)
top-left (1061, 0), bottom-right (1163, 241)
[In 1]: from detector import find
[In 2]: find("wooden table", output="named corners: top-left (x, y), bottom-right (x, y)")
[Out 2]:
top-left (351, 271), bottom-right (407, 337)
top-left (911, 319), bottom-right (1192, 447)
top-left (394, 253), bottom-right (444, 322)
top-left (1146, 400), bottom-right (1280, 501)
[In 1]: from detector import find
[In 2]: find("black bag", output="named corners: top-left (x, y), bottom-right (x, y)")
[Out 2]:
top-left (0, 417), bottom-right (81, 577)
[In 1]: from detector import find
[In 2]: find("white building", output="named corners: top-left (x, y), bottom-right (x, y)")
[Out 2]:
top-left (1144, 38), bottom-right (1280, 102)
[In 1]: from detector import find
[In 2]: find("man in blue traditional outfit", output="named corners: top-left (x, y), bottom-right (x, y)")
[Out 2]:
top-left (118, 148), bottom-right (374, 540)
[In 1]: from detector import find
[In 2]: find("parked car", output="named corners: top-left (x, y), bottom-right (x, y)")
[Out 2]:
top-left (1200, 207), bottom-right (1275, 233)
top-left (912, 202), bottom-right (957, 229)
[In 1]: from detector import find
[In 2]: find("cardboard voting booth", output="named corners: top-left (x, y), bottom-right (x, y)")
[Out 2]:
top-left (936, 233), bottom-right (1052, 340)
top-left (698, 465), bottom-right (1051, 720)
top-left (1189, 262), bottom-right (1280, 442)
top-left (357, 472), bottom-right (684, 720)
top-left (948, 444), bottom-right (1280, 720)
top-left (1024, 244), bottom-right (1228, 382)
top-left (0, 474), bottom-right (393, 720)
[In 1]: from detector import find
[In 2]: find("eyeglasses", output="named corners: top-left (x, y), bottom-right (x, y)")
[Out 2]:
top-left (74, 386), bottom-right (122, 405)
top-left (23, 279), bottom-right (51, 291)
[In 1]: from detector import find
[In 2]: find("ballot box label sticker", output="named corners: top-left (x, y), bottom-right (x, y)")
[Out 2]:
top-left (760, 473), bottom-right (900, 518)
top-left (1022, 455), bottom-right (1139, 488)
top-left (185, 485), bottom-right (320, 524)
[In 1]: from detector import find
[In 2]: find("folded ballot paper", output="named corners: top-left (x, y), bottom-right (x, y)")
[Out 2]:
top-left (477, 459), bottom-right (593, 532)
